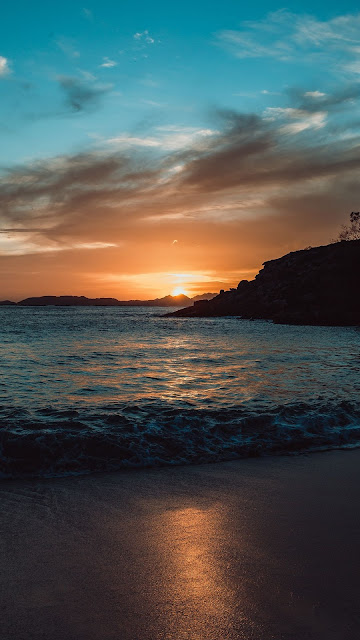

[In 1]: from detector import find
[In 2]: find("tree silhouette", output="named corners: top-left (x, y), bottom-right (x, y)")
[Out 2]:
top-left (337, 212), bottom-right (360, 241)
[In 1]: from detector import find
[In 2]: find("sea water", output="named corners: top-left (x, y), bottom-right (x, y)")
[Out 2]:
top-left (0, 306), bottom-right (359, 478)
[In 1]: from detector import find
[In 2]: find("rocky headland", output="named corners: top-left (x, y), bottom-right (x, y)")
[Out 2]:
top-left (167, 240), bottom-right (360, 326)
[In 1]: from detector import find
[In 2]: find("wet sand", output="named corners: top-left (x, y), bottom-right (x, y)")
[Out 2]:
top-left (1, 449), bottom-right (360, 640)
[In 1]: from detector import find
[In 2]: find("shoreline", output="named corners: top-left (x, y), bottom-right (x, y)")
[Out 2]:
top-left (2, 439), bottom-right (360, 481)
top-left (1, 448), bottom-right (360, 639)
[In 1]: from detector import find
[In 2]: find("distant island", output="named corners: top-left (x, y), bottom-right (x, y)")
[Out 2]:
top-left (167, 240), bottom-right (360, 326)
top-left (0, 293), bottom-right (217, 307)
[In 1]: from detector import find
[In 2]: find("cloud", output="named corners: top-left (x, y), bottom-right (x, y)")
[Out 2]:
top-left (261, 90), bottom-right (280, 95)
top-left (304, 91), bottom-right (327, 98)
top-left (217, 29), bottom-right (291, 60)
top-left (57, 76), bottom-right (111, 112)
top-left (56, 37), bottom-right (80, 59)
top-left (285, 84), bottom-right (360, 119)
top-left (82, 8), bottom-right (93, 21)
top-left (107, 135), bottom-right (161, 148)
top-left (1, 84), bottom-right (360, 281)
top-left (177, 105), bottom-right (360, 193)
top-left (0, 150), bottom-right (162, 257)
top-left (0, 231), bottom-right (117, 256)
top-left (216, 10), bottom-right (360, 72)
top-left (79, 70), bottom-right (97, 82)
top-left (99, 57), bottom-right (117, 68)
top-left (133, 30), bottom-right (155, 44)
top-left (0, 56), bottom-right (11, 77)
top-left (264, 107), bottom-right (327, 133)
top-left (107, 126), bottom-right (217, 151)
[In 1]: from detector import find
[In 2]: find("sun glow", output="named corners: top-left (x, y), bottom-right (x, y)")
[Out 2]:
top-left (171, 286), bottom-right (188, 296)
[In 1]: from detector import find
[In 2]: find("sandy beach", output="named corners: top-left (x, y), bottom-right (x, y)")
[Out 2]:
top-left (1, 449), bottom-right (360, 640)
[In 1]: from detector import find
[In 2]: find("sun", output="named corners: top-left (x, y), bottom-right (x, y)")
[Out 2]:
top-left (171, 286), bottom-right (188, 297)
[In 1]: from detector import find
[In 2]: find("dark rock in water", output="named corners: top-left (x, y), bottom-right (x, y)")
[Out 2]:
top-left (0, 300), bottom-right (16, 305)
top-left (167, 240), bottom-right (360, 326)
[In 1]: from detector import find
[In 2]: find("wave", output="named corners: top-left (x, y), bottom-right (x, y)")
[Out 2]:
top-left (0, 400), bottom-right (359, 479)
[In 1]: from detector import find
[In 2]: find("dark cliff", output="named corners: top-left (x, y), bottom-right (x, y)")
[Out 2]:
top-left (168, 240), bottom-right (360, 326)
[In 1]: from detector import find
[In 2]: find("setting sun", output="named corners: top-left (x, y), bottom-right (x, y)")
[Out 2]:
top-left (171, 286), bottom-right (189, 297)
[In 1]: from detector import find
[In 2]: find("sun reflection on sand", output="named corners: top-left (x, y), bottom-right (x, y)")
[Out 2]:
top-left (157, 505), bottom-right (242, 639)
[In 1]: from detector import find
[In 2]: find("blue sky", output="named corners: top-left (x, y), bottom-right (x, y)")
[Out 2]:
top-left (2, 1), bottom-right (360, 164)
top-left (1, 2), bottom-right (360, 298)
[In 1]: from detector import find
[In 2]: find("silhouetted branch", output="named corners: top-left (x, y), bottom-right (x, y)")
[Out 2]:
top-left (337, 212), bottom-right (360, 241)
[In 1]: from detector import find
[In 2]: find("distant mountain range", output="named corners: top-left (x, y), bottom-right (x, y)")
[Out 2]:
top-left (167, 240), bottom-right (360, 326)
top-left (0, 293), bottom-right (217, 307)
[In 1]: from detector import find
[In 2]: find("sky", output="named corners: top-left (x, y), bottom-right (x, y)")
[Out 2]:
top-left (1, 1), bottom-right (360, 299)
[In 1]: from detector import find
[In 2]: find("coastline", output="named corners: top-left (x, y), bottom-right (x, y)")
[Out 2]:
top-left (1, 449), bottom-right (360, 639)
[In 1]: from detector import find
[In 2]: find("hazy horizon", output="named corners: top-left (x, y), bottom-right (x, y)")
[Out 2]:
top-left (2, 290), bottom-right (218, 303)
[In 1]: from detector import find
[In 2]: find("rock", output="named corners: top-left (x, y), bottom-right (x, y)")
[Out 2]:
top-left (166, 240), bottom-right (360, 326)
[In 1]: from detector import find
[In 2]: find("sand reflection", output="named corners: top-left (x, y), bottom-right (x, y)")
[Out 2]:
top-left (158, 505), bottom-right (237, 639)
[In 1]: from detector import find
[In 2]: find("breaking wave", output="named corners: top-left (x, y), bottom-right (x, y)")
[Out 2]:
top-left (1, 400), bottom-right (359, 478)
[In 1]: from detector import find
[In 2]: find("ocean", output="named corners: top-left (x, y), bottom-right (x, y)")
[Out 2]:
top-left (0, 306), bottom-right (359, 478)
